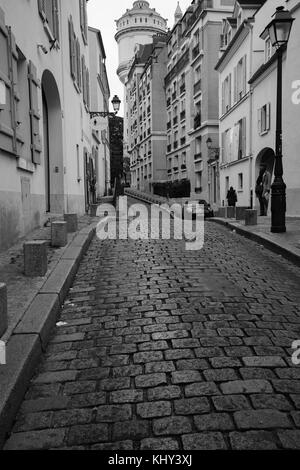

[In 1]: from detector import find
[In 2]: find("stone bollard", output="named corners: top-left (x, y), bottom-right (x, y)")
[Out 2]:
top-left (89, 204), bottom-right (99, 217)
top-left (245, 209), bottom-right (258, 226)
top-left (64, 213), bottom-right (78, 233)
top-left (226, 206), bottom-right (236, 219)
top-left (217, 207), bottom-right (227, 218)
top-left (0, 283), bottom-right (8, 338)
top-left (235, 206), bottom-right (248, 221)
top-left (51, 221), bottom-right (68, 247)
top-left (24, 241), bottom-right (48, 277)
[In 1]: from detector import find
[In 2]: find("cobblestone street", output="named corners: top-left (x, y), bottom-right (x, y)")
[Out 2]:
top-left (4, 201), bottom-right (300, 450)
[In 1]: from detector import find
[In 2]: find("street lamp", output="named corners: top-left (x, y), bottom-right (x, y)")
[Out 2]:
top-left (90, 95), bottom-right (121, 119)
top-left (260, 6), bottom-right (294, 233)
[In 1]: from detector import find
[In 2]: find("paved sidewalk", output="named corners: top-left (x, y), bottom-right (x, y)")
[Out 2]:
top-left (212, 216), bottom-right (300, 268)
top-left (0, 215), bottom-right (96, 342)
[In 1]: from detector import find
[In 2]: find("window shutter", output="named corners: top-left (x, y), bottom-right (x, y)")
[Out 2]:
top-left (86, 68), bottom-right (90, 110)
top-left (221, 131), bottom-right (226, 163)
top-left (9, 28), bottom-right (22, 156)
top-left (242, 117), bottom-right (246, 158)
top-left (68, 18), bottom-right (76, 81)
top-left (82, 56), bottom-right (86, 105)
top-left (79, 0), bottom-right (84, 32)
top-left (0, 15), bottom-right (17, 155)
top-left (28, 61), bottom-right (42, 164)
top-left (258, 108), bottom-right (261, 135)
top-left (233, 66), bottom-right (237, 103)
top-left (52, 0), bottom-right (60, 42)
top-left (76, 39), bottom-right (81, 90)
top-left (83, 1), bottom-right (88, 41)
top-left (228, 73), bottom-right (232, 109)
top-left (266, 102), bottom-right (271, 131)
top-left (221, 81), bottom-right (225, 115)
top-left (243, 55), bottom-right (247, 95)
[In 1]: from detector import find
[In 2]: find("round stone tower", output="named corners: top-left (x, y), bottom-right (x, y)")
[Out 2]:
top-left (115, 1), bottom-right (167, 84)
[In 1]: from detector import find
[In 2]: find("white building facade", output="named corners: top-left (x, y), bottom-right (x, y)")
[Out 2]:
top-left (216, 0), bottom-right (300, 215)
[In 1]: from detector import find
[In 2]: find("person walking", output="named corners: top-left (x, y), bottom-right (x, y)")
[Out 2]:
top-left (227, 186), bottom-right (237, 207)
top-left (261, 165), bottom-right (271, 216)
top-left (255, 167), bottom-right (265, 216)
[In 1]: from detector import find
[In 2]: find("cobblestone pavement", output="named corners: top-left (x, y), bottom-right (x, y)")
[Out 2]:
top-left (4, 202), bottom-right (300, 450)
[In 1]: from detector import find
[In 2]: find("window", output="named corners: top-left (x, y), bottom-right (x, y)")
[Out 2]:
top-left (238, 117), bottom-right (246, 159)
top-left (234, 55), bottom-right (247, 102)
top-left (225, 176), bottom-right (229, 194)
top-left (0, 18), bottom-right (41, 163)
top-left (265, 38), bottom-right (273, 63)
top-left (222, 73), bottom-right (232, 114)
top-left (258, 103), bottom-right (271, 135)
top-left (238, 173), bottom-right (243, 191)
top-left (38, 0), bottom-right (60, 42)
top-left (79, 0), bottom-right (88, 44)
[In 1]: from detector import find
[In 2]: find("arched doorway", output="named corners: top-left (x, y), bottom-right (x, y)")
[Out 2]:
top-left (41, 70), bottom-right (64, 213)
top-left (255, 147), bottom-right (275, 180)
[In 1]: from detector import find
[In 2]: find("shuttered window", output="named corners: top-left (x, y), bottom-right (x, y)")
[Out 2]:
top-left (0, 9), bottom-right (41, 164)
top-left (28, 61), bottom-right (42, 164)
top-left (0, 10), bottom-right (18, 156)
top-left (38, 0), bottom-right (60, 43)
top-left (69, 17), bottom-right (82, 93)
top-left (79, 0), bottom-right (88, 45)
top-left (81, 56), bottom-right (90, 112)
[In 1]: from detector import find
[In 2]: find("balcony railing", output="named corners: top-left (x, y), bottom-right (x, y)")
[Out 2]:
top-left (194, 79), bottom-right (201, 95)
top-left (180, 110), bottom-right (186, 121)
top-left (194, 113), bottom-right (201, 129)
top-left (165, 49), bottom-right (190, 86)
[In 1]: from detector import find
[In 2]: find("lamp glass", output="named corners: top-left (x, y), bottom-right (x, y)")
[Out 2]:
top-left (112, 95), bottom-right (121, 113)
top-left (268, 23), bottom-right (277, 47)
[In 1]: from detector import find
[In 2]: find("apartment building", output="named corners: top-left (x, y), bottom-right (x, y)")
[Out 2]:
top-left (88, 27), bottom-right (111, 198)
top-left (216, 0), bottom-right (300, 215)
top-left (166, 0), bottom-right (234, 204)
top-left (249, 0), bottom-right (300, 215)
top-left (128, 37), bottom-right (168, 192)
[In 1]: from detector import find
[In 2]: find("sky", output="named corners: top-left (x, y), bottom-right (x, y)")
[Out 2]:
top-left (87, 0), bottom-right (192, 116)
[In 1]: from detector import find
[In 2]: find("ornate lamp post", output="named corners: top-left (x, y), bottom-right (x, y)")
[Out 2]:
top-left (260, 6), bottom-right (294, 233)
top-left (90, 95), bottom-right (121, 119)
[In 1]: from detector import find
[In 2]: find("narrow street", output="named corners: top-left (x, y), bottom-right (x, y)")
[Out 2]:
top-left (4, 199), bottom-right (300, 450)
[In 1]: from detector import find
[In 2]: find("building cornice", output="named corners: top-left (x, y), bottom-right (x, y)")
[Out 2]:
top-left (115, 25), bottom-right (166, 42)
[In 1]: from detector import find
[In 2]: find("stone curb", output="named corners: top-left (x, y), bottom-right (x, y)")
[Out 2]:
top-left (0, 221), bottom-right (98, 448)
top-left (210, 218), bottom-right (300, 268)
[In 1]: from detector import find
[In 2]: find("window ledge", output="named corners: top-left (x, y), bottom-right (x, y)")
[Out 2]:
top-left (17, 157), bottom-right (35, 173)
